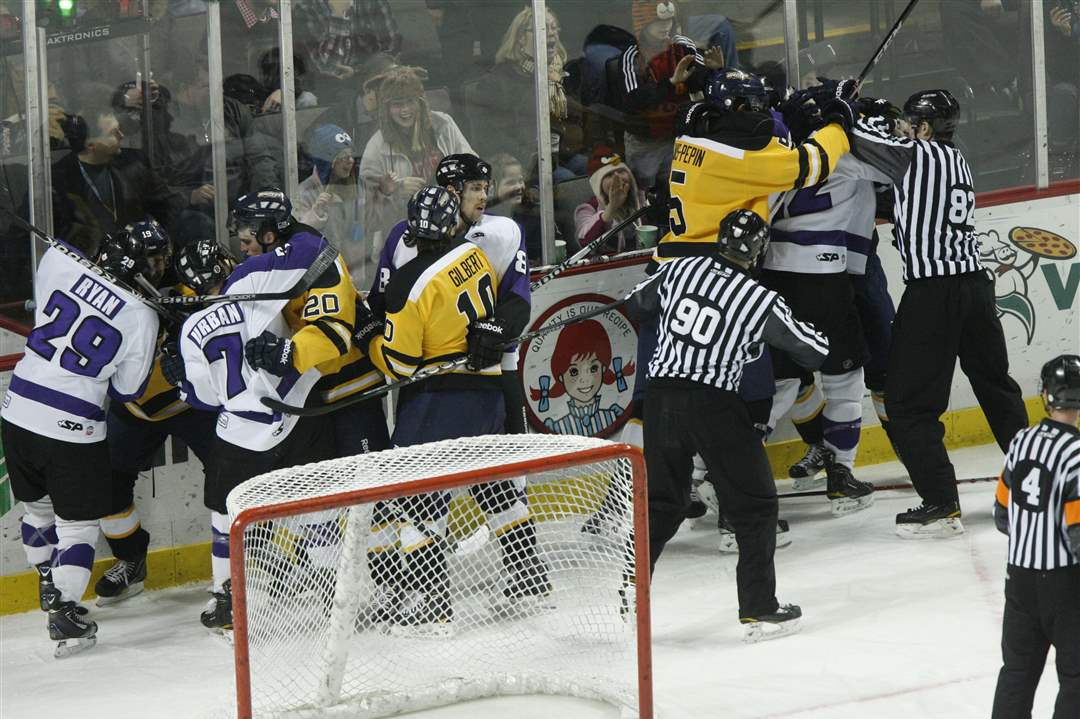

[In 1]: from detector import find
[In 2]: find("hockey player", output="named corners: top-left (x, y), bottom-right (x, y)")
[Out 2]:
top-left (1, 229), bottom-right (161, 656)
top-left (848, 90), bottom-right (1029, 537)
top-left (759, 83), bottom-right (893, 516)
top-left (94, 225), bottom-right (226, 606)
top-left (166, 189), bottom-right (352, 630)
top-left (991, 355), bottom-right (1080, 718)
top-left (628, 209), bottom-right (829, 642)
top-left (352, 186), bottom-right (541, 637)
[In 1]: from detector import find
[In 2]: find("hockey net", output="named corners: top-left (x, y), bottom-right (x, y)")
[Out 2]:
top-left (225, 435), bottom-right (652, 719)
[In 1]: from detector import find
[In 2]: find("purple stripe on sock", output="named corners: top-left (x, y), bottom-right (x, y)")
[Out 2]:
top-left (303, 521), bottom-right (341, 549)
top-left (21, 522), bottom-right (57, 548)
top-left (823, 419), bottom-right (862, 451)
top-left (211, 527), bottom-right (230, 559)
top-left (55, 543), bottom-right (95, 571)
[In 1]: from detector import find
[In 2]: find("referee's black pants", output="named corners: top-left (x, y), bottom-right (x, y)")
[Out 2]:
top-left (885, 272), bottom-right (1027, 505)
top-left (644, 379), bottom-right (779, 619)
top-left (991, 565), bottom-right (1080, 719)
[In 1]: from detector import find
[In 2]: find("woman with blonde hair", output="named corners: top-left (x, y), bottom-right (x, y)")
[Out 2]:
top-left (358, 65), bottom-right (472, 266)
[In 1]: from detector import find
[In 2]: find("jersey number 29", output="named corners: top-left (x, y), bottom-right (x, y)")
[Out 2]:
top-left (26, 290), bottom-right (122, 378)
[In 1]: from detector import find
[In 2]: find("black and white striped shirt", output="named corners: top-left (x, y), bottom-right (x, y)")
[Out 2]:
top-left (627, 256), bottom-right (829, 392)
top-left (849, 118), bottom-right (983, 282)
top-left (997, 419), bottom-right (1080, 570)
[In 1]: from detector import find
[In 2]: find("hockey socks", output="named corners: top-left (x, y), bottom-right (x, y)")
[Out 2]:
top-left (21, 500), bottom-right (58, 567)
top-left (791, 380), bottom-right (825, 446)
top-left (821, 369), bottom-right (864, 470)
top-left (101, 504), bottom-right (150, 561)
top-left (52, 518), bottom-right (99, 605)
top-left (210, 511), bottom-right (231, 593)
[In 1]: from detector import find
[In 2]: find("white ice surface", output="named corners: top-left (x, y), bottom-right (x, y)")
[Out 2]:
top-left (0, 443), bottom-right (1062, 719)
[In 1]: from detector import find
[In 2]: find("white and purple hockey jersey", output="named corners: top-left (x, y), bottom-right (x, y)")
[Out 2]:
top-left (765, 153), bottom-right (891, 275)
top-left (178, 239), bottom-right (324, 451)
top-left (367, 213), bottom-right (531, 371)
top-left (2, 245), bottom-right (159, 443)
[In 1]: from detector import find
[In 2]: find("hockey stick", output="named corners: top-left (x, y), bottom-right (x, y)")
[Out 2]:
top-left (854, 0), bottom-right (921, 91)
top-left (2, 207), bottom-right (183, 322)
top-left (530, 203), bottom-right (651, 292)
top-left (777, 473), bottom-right (995, 500)
top-left (261, 297), bottom-right (635, 417)
top-left (148, 241), bottom-right (339, 306)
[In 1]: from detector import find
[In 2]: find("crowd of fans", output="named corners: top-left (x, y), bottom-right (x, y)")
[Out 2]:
top-left (1, 0), bottom-right (1076, 301)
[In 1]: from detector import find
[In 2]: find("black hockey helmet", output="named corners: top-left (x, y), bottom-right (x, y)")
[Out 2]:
top-left (231, 188), bottom-right (293, 247)
top-left (1040, 355), bottom-right (1080, 411)
top-left (704, 69), bottom-right (770, 113)
top-left (403, 185), bottom-right (460, 250)
top-left (717, 209), bottom-right (769, 268)
top-left (435, 153), bottom-right (492, 194)
top-left (175, 238), bottom-right (234, 294)
top-left (903, 89), bottom-right (960, 138)
top-left (98, 219), bottom-right (171, 287)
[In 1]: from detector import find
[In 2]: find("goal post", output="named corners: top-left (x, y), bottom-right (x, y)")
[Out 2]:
top-left (226, 435), bottom-right (653, 719)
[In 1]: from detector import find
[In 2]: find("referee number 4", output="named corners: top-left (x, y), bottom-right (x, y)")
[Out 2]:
top-left (1016, 462), bottom-right (1050, 511)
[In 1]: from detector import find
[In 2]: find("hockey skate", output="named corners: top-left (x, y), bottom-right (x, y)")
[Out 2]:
top-left (685, 483), bottom-right (707, 519)
top-left (825, 463), bottom-right (875, 516)
top-left (49, 601), bottom-right (97, 658)
top-left (895, 501), bottom-right (964, 539)
top-left (789, 443), bottom-right (832, 490)
top-left (95, 556), bottom-right (147, 606)
top-left (741, 603), bottom-right (802, 643)
top-left (200, 579), bottom-right (233, 635)
top-left (356, 584), bottom-right (404, 629)
top-left (717, 517), bottom-right (792, 554)
top-left (389, 589), bottom-right (454, 639)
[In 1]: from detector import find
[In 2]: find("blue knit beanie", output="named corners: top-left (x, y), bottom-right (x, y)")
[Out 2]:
top-left (309, 124), bottom-right (353, 184)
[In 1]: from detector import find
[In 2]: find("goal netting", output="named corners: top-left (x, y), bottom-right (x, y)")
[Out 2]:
top-left (225, 435), bottom-right (652, 719)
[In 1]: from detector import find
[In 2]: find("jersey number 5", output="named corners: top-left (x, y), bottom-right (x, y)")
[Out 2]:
top-left (668, 170), bottom-right (687, 236)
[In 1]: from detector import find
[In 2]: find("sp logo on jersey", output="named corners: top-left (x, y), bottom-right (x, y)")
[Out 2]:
top-left (520, 294), bottom-right (638, 439)
top-left (57, 419), bottom-right (84, 432)
top-left (816, 252), bottom-right (841, 263)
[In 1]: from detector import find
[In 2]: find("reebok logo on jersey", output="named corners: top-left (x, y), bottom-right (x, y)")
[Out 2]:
top-left (57, 419), bottom-right (84, 432)
top-left (70, 275), bottom-right (126, 319)
top-left (188, 303), bottom-right (245, 345)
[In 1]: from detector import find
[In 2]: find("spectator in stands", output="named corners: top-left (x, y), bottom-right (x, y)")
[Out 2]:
top-left (609, 1), bottom-right (723, 194)
top-left (462, 6), bottom-right (572, 179)
top-left (489, 152), bottom-right (526, 216)
top-left (51, 104), bottom-right (184, 255)
top-left (296, 0), bottom-right (402, 109)
top-left (574, 147), bottom-right (644, 255)
top-left (220, 0), bottom-right (281, 83)
top-left (295, 124), bottom-right (366, 284)
top-left (359, 65), bottom-right (472, 262)
top-left (939, 0), bottom-right (1019, 107)
top-left (258, 48), bottom-right (318, 113)
top-left (1046, 0), bottom-right (1079, 169)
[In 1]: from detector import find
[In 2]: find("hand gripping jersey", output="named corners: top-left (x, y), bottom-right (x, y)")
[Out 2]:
top-left (655, 113), bottom-right (850, 265)
top-left (368, 242), bottom-right (500, 383)
top-left (178, 237), bottom-right (332, 451)
top-left (369, 213), bottom-right (531, 371)
top-left (766, 153), bottom-right (892, 276)
top-left (996, 418), bottom-right (1080, 570)
top-left (2, 246), bottom-right (159, 442)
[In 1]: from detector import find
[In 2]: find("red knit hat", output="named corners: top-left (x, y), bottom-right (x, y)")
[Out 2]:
top-left (631, 1), bottom-right (676, 36)
top-left (586, 144), bottom-right (620, 177)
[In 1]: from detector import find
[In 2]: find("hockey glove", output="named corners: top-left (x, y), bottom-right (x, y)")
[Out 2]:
top-left (351, 301), bottom-right (385, 354)
top-left (777, 88), bottom-right (824, 143)
top-left (820, 97), bottom-right (857, 133)
top-left (466, 317), bottom-right (507, 372)
top-left (160, 343), bottom-right (186, 387)
top-left (244, 330), bottom-right (294, 376)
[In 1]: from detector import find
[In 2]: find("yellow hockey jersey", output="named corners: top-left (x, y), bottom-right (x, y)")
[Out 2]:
top-left (369, 242), bottom-right (499, 383)
top-left (656, 116), bottom-right (850, 261)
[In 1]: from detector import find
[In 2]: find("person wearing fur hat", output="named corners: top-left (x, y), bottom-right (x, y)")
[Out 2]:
top-left (611, 1), bottom-right (725, 194)
top-left (574, 147), bottom-right (646, 255)
top-left (359, 65), bottom-right (473, 266)
top-left (295, 124), bottom-right (368, 285)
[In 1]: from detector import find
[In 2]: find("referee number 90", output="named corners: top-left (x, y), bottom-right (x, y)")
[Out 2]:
top-left (670, 296), bottom-right (724, 345)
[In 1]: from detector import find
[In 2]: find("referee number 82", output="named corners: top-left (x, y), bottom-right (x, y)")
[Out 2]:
top-left (670, 295), bottom-right (725, 346)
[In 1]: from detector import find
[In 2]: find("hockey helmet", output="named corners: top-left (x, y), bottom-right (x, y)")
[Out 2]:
top-left (435, 153), bottom-right (492, 194)
top-left (403, 185), bottom-right (460, 249)
top-left (231, 188), bottom-right (294, 246)
top-left (98, 219), bottom-right (171, 287)
top-left (903, 89), bottom-right (960, 138)
top-left (175, 238), bottom-right (234, 295)
top-left (704, 69), bottom-right (770, 113)
top-left (717, 209), bottom-right (769, 268)
top-left (1039, 355), bottom-right (1080, 410)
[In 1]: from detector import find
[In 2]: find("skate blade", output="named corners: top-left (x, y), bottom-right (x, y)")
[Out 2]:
top-left (718, 532), bottom-right (792, 554)
top-left (492, 593), bottom-right (556, 620)
top-left (829, 493), bottom-right (875, 517)
top-left (895, 517), bottom-right (964, 539)
top-left (450, 524), bottom-right (491, 556)
top-left (388, 622), bottom-right (454, 639)
top-left (792, 475), bottom-right (826, 491)
top-left (204, 626), bottom-right (235, 645)
top-left (95, 581), bottom-right (145, 607)
top-left (54, 635), bottom-right (97, 659)
top-left (742, 617), bottom-right (801, 643)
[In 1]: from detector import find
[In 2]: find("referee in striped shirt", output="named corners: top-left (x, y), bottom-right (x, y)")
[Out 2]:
top-left (627, 209), bottom-right (829, 641)
top-left (848, 90), bottom-right (1028, 537)
top-left (991, 355), bottom-right (1080, 718)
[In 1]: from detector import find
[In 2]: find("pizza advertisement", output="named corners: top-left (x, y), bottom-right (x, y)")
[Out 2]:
top-left (1008, 226), bottom-right (1077, 259)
